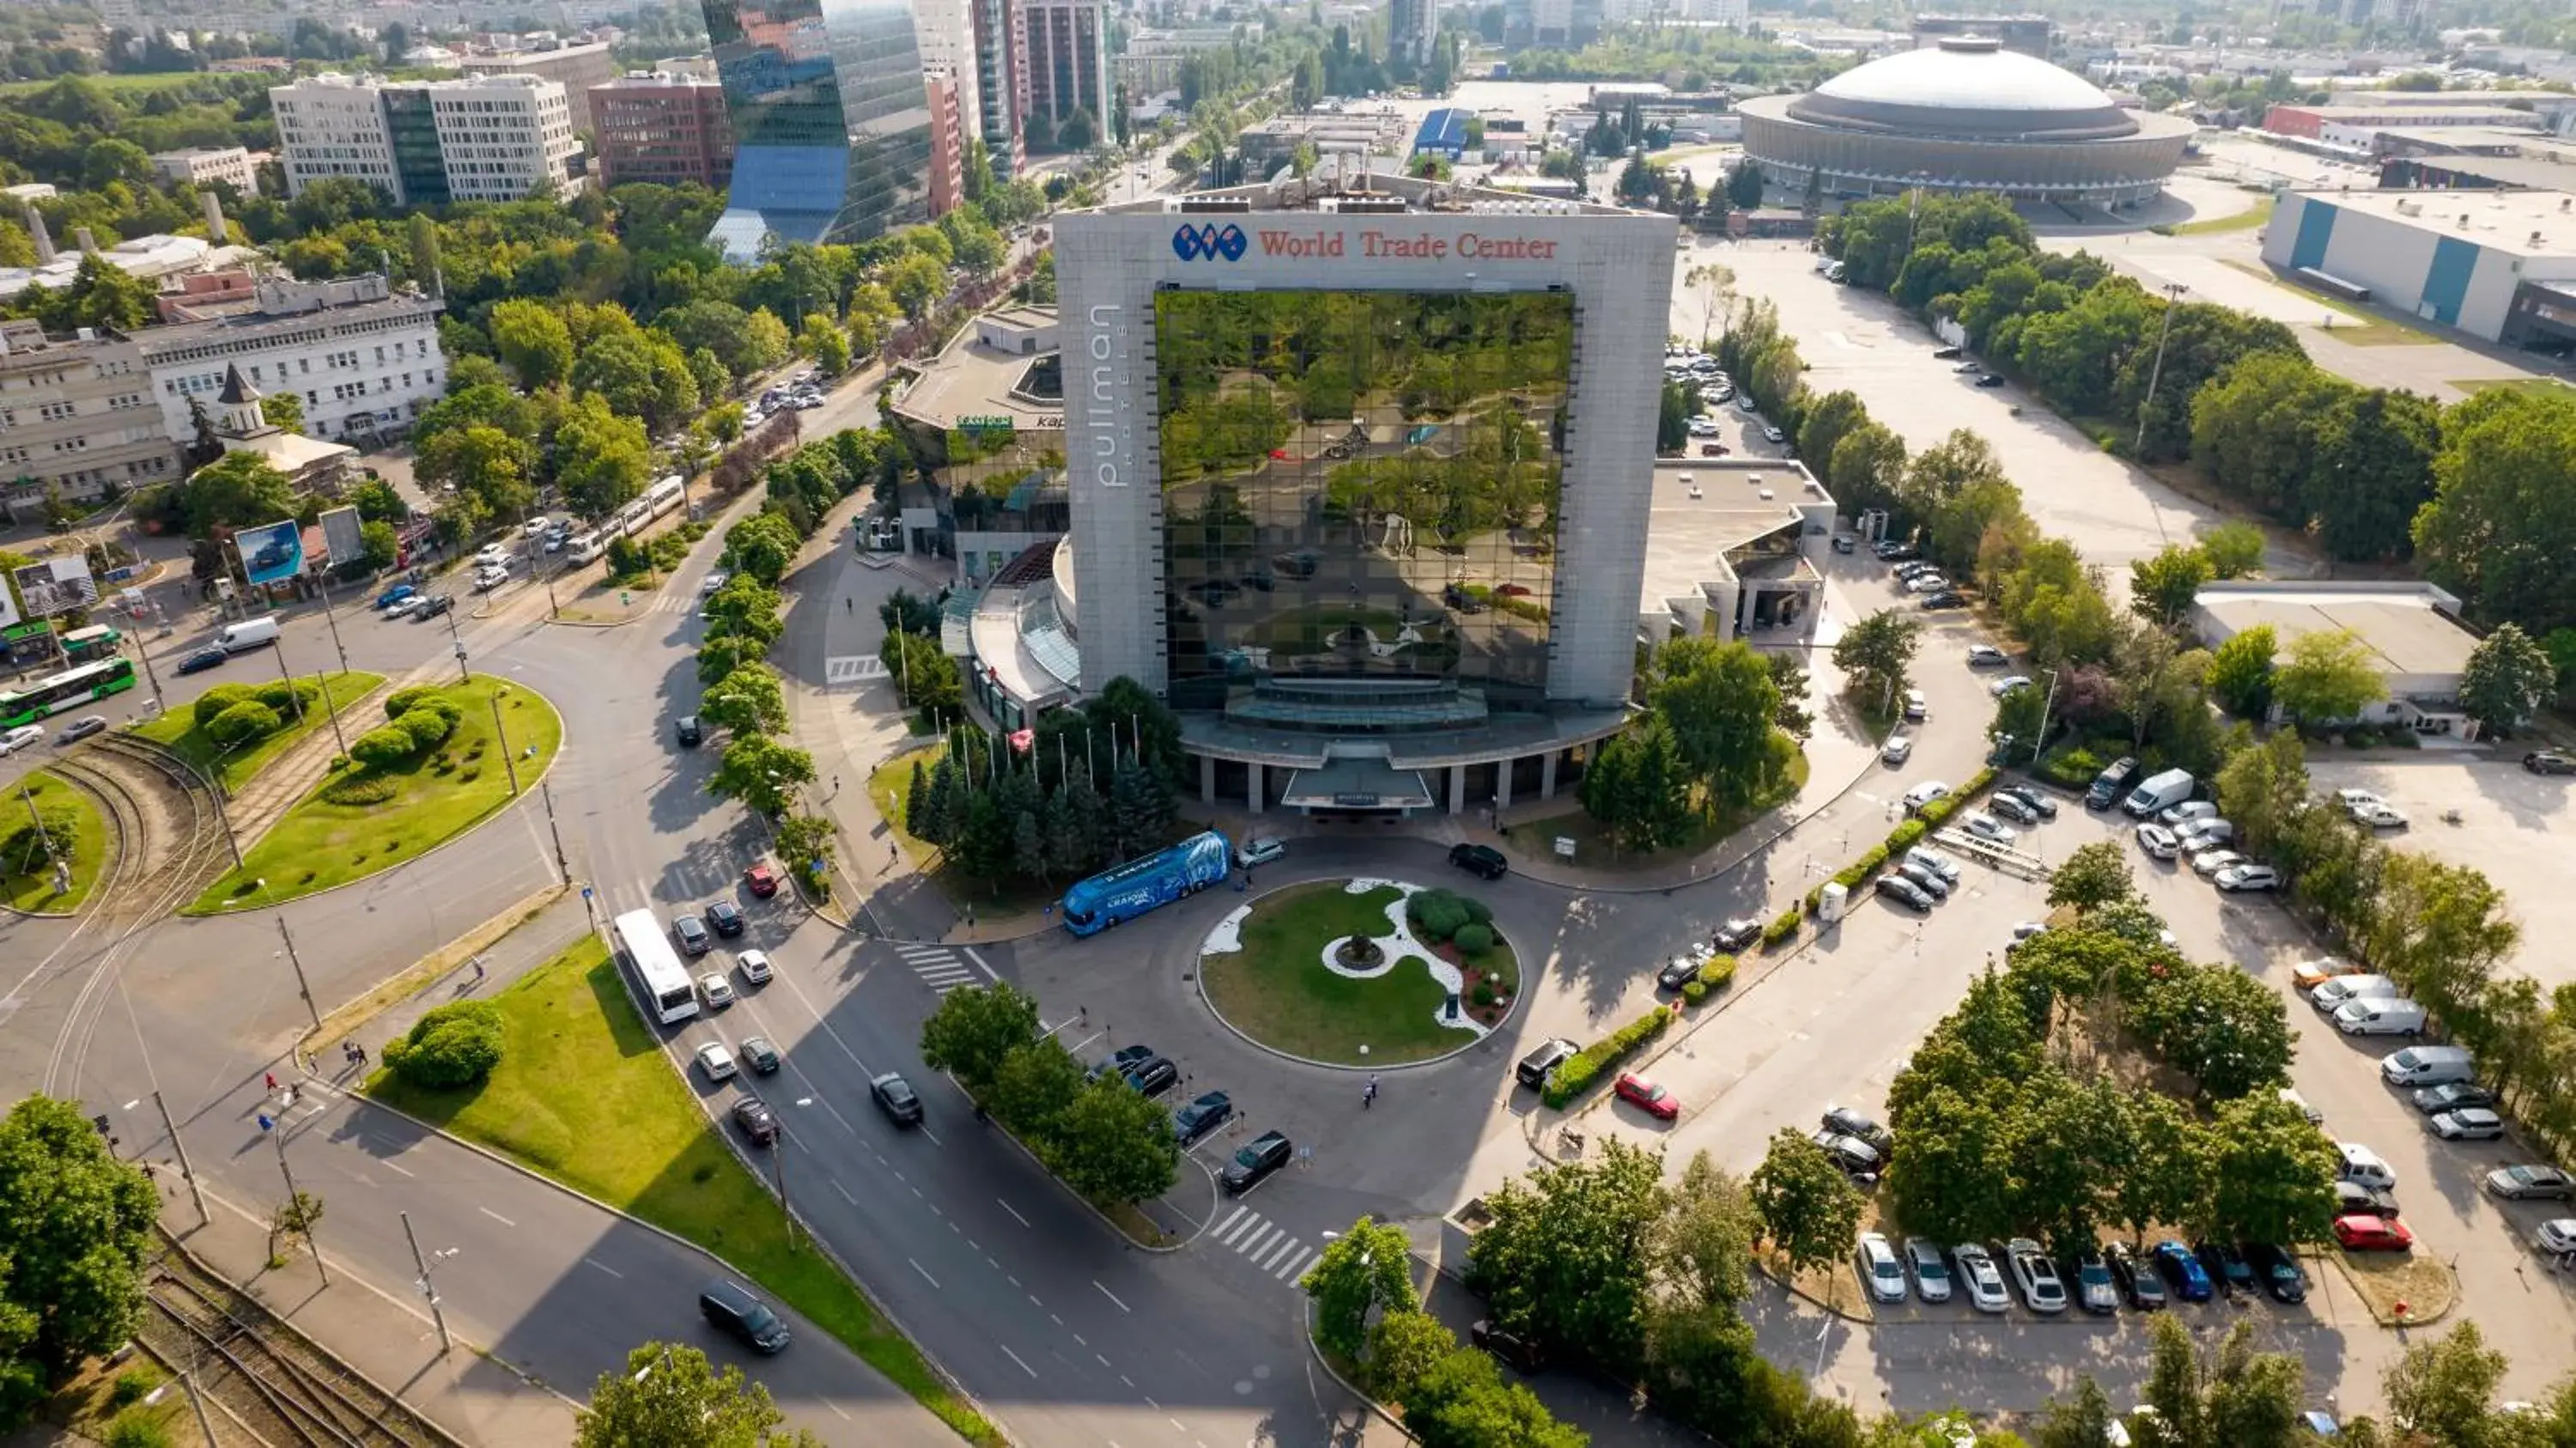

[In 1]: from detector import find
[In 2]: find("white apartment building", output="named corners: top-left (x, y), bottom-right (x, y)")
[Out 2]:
top-left (0, 319), bottom-right (183, 520)
top-left (428, 75), bottom-right (579, 202)
top-left (149, 146), bottom-right (258, 191)
top-left (137, 276), bottom-right (447, 446)
top-left (915, 0), bottom-right (982, 162)
top-left (270, 75), bottom-right (400, 200)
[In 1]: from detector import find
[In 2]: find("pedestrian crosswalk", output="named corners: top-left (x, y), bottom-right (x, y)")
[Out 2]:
top-left (1206, 1203), bottom-right (1319, 1284)
top-left (825, 655), bottom-right (889, 684)
top-left (893, 940), bottom-right (982, 994)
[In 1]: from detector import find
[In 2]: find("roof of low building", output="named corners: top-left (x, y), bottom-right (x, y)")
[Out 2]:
top-left (2194, 582), bottom-right (2477, 678)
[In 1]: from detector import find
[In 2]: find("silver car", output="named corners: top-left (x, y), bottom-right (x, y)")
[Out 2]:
top-left (1857, 1232), bottom-right (1908, 1304)
top-left (1904, 1237), bottom-right (1953, 1303)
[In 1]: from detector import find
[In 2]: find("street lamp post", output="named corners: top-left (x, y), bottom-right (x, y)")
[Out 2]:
top-left (2135, 282), bottom-right (2189, 454)
top-left (489, 691), bottom-right (520, 796)
top-left (259, 879), bottom-right (325, 1034)
top-left (400, 1211), bottom-right (455, 1354)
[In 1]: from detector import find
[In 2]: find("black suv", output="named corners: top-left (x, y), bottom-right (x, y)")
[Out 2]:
top-left (1449, 843), bottom-right (1508, 879)
top-left (1221, 1130), bottom-right (1291, 1193)
top-left (706, 900), bottom-right (744, 937)
top-left (676, 715), bottom-right (703, 748)
top-left (1516, 1037), bottom-right (1579, 1090)
top-left (1470, 1320), bottom-right (1545, 1374)
top-left (2105, 1242), bottom-right (2165, 1310)
top-left (1121, 1056), bottom-right (1180, 1098)
top-left (2086, 757), bottom-right (2140, 810)
top-left (1087, 1043), bottom-right (1155, 1083)
top-left (1174, 1091), bottom-right (1233, 1146)
top-left (700, 1279), bottom-right (790, 1353)
top-left (2244, 1243), bottom-right (2308, 1304)
top-left (732, 1097), bottom-right (780, 1147)
top-left (1711, 917), bottom-right (1761, 952)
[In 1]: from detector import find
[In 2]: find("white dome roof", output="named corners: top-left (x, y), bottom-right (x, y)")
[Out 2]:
top-left (1788, 38), bottom-right (2139, 141)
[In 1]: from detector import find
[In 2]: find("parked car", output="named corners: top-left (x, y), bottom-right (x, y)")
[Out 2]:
top-left (1966, 645), bottom-right (2008, 667)
top-left (2524, 751), bottom-right (2576, 775)
top-left (2087, 757), bottom-right (2142, 810)
top-left (871, 1072), bottom-right (924, 1126)
top-left (1990, 674), bottom-right (2035, 697)
top-left (2136, 823), bottom-right (2181, 860)
top-left (2107, 1242), bottom-right (2166, 1310)
top-left (1087, 1043), bottom-right (1156, 1084)
top-left (2487, 1165), bottom-right (2576, 1201)
top-left (1656, 953), bottom-right (1708, 992)
top-left (2007, 1239), bottom-right (2068, 1313)
top-left (1515, 1038), bottom-right (1580, 1090)
top-left (1897, 861), bottom-right (1951, 899)
top-left (1221, 1130), bottom-right (1292, 1193)
top-left (2215, 863), bottom-right (2281, 892)
top-left (1614, 1073), bottom-right (1680, 1120)
top-left (2190, 850), bottom-right (2246, 879)
top-left (1905, 848), bottom-right (1963, 885)
top-left (2335, 1180), bottom-right (2403, 1218)
top-left (2291, 957), bottom-right (2364, 990)
top-left (1174, 1090), bottom-right (1234, 1145)
top-left (1876, 873), bottom-right (1935, 912)
top-left (2068, 1249), bottom-right (2119, 1315)
top-left (1905, 1237), bottom-right (1952, 1303)
top-left (2153, 1240), bottom-right (2212, 1301)
top-left (1989, 793), bottom-right (2039, 825)
top-left (1975, 372), bottom-right (2007, 387)
top-left (1902, 781), bottom-right (1950, 812)
top-left (2334, 1215), bottom-right (2415, 1252)
top-left (2412, 1083), bottom-right (2497, 1115)
top-left (675, 715), bottom-right (703, 748)
top-left (1960, 812), bottom-right (2017, 845)
top-left (177, 647), bottom-right (229, 675)
top-left (2534, 1220), bottom-right (2576, 1259)
top-left (732, 1097), bottom-right (780, 1146)
top-left (2352, 801), bottom-right (2409, 830)
top-left (2432, 1108), bottom-right (2507, 1141)
top-left (1821, 1107), bottom-right (1893, 1154)
top-left (1903, 689), bottom-right (1928, 722)
top-left (1711, 916), bottom-right (1762, 952)
top-left (2198, 1243), bottom-right (2255, 1298)
top-left (1235, 836), bottom-right (1287, 868)
top-left (2245, 1244), bottom-right (2310, 1304)
top-left (1858, 1233), bottom-right (1908, 1304)
top-left (1121, 1056), bottom-right (1181, 1098)
top-left (1449, 843), bottom-right (1508, 879)
top-left (1952, 1243), bottom-right (2010, 1312)
top-left (1469, 1320), bottom-right (1545, 1375)
top-left (1810, 1129), bottom-right (1884, 1183)
top-left (1881, 734), bottom-right (1914, 765)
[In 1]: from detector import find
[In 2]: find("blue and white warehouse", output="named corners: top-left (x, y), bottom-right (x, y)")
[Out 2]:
top-left (2263, 188), bottom-right (2576, 347)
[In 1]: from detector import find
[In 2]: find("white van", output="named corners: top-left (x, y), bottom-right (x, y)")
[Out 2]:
top-left (2338, 1143), bottom-right (2397, 1190)
top-left (2381, 1045), bottom-right (2476, 1087)
top-left (2123, 768), bottom-right (2194, 818)
top-left (2335, 998), bottom-right (2427, 1037)
top-left (2310, 974), bottom-right (2400, 1012)
top-left (215, 617), bottom-right (281, 653)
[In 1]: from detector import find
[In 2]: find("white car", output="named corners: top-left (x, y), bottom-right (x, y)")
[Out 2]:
top-left (2216, 862), bottom-right (2281, 892)
top-left (0, 723), bottom-right (46, 757)
top-left (1953, 1243), bottom-right (2011, 1312)
top-left (2352, 801), bottom-right (2409, 830)
top-left (1966, 645), bottom-right (2008, 667)
top-left (1881, 734), bottom-right (1914, 764)
top-left (737, 950), bottom-right (774, 985)
top-left (1764, 425), bottom-right (1788, 444)
top-left (1686, 417), bottom-right (1720, 436)
top-left (2159, 800), bottom-right (2218, 829)
top-left (694, 1041), bottom-right (738, 1081)
top-left (1905, 574), bottom-right (1952, 594)
top-left (2335, 788), bottom-right (2385, 811)
top-left (2190, 849), bottom-right (2245, 879)
top-left (1902, 781), bottom-right (1951, 813)
top-left (1961, 812), bottom-right (2017, 844)
top-left (698, 971), bottom-right (736, 1009)
top-left (2006, 1238), bottom-right (2068, 1314)
top-left (473, 543), bottom-right (509, 567)
top-left (1905, 847), bottom-right (1961, 885)
top-left (1990, 675), bottom-right (2033, 697)
top-left (2538, 1220), bottom-right (2576, 1257)
top-left (1905, 1237), bottom-right (1953, 1302)
top-left (2432, 1108), bottom-right (2506, 1141)
top-left (702, 571), bottom-right (731, 596)
top-left (2136, 823), bottom-right (2180, 859)
top-left (1858, 1232), bottom-right (1908, 1304)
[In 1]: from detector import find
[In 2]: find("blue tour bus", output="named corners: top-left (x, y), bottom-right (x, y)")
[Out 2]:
top-left (1061, 831), bottom-right (1232, 936)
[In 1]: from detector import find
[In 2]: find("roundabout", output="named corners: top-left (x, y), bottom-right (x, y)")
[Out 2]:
top-left (1196, 877), bottom-right (1519, 1068)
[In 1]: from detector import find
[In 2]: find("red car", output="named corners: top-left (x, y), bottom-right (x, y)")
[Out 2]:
top-left (1614, 1073), bottom-right (1680, 1120)
top-left (744, 861), bottom-right (781, 898)
top-left (2333, 1214), bottom-right (2415, 1252)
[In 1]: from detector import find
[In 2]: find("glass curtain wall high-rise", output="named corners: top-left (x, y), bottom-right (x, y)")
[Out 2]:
top-left (701, 0), bottom-right (938, 259)
top-left (1154, 289), bottom-right (1574, 716)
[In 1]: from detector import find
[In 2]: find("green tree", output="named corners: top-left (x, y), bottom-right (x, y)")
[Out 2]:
top-left (724, 512), bottom-right (801, 587)
top-left (799, 313), bottom-right (851, 374)
top-left (574, 1342), bottom-right (822, 1448)
top-left (2206, 1092), bottom-right (2340, 1246)
top-left (2383, 1321), bottom-right (2511, 1448)
top-left (1748, 1128), bottom-right (1864, 1278)
top-left (356, 519), bottom-right (399, 571)
top-left (1303, 1215), bottom-right (1418, 1360)
top-left (555, 393), bottom-right (651, 520)
top-left (2458, 621), bottom-right (2555, 733)
top-left (1648, 636), bottom-right (1782, 808)
top-left (417, 423), bottom-right (533, 519)
top-left (1465, 1139), bottom-right (1662, 1369)
top-left (1406, 1351), bottom-right (1589, 1448)
top-left (917, 982), bottom-right (1041, 1092)
top-left (2046, 841), bottom-right (2136, 915)
top-left (1652, 1150), bottom-right (1757, 1313)
top-left (985, 1039), bottom-right (1084, 1134)
top-left (1363, 1310), bottom-right (1454, 1404)
top-left (2270, 628), bottom-right (2382, 724)
top-left (176, 452), bottom-right (297, 538)
top-left (488, 298), bottom-right (574, 390)
top-left (2416, 386), bottom-right (2576, 636)
top-left (261, 388), bottom-right (305, 435)
top-left (701, 662), bottom-right (787, 737)
top-left (2129, 545), bottom-right (2211, 628)
top-left (1832, 608), bottom-right (1921, 715)
top-left (2036, 1378), bottom-right (2122, 1448)
top-left (2200, 521), bottom-right (2266, 580)
top-left (2132, 962), bottom-right (2295, 1099)
top-left (2204, 625), bottom-right (2276, 719)
top-left (1727, 161), bottom-right (1764, 209)
top-left (705, 734), bottom-right (814, 818)
top-left (2142, 1312), bottom-right (2206, 1447)
top-left (0, 1097), bottom-right (160, 1429)
top-left (1580, 720), bottom-right (1692, 854)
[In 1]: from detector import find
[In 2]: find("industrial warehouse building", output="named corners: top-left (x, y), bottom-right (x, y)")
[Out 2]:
top-left (2263, 188), bottom-right (2576, 347)
top-left (1737, 37), bottom-right (2193, 206)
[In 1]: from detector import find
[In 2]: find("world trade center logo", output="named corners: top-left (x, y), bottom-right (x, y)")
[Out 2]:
top-left (1171, 222), bottom-right (1249, 261)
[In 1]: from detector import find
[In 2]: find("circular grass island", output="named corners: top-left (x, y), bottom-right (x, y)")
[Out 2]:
top-left (1198, 878), bottom-right (1520, 1068)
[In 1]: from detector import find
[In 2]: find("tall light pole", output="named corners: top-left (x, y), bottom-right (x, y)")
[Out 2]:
top-left (2135, 282), bottom-right (2188, 454)
top-left (259, 879), bottom-right (324, 1034)
top-left (401, 1211), bottom-right (455, 1355)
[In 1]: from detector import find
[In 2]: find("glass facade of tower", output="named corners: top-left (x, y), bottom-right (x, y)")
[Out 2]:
top-left (701, 0), bottom-right (937, 259)
top-left (1153, 289), bottom-right (1574, 716)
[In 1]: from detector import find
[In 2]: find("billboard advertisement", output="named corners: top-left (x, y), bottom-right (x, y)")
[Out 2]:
top-left (0, 570), bottom-right (18, 631)
top-left (236, 520), bottom-right (304, 587)
top-left (9, 555), bottom-right (98, 618)
top-left (319, 506), bottom-right (364, 567)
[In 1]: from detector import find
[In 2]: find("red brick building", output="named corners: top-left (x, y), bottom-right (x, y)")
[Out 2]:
top-left (589, 71), bottom-right (734, 191)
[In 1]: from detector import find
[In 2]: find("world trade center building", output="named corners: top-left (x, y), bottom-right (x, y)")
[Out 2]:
top-left (700, 0), bottom-right (940, 260)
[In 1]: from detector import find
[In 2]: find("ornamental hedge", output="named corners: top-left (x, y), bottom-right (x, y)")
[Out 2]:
top-left (1680, 953), bottom-right (1739, 1006)
top-left (1761, 908), bottom-right (1802, 949)
top-left (382, 999), bottom-right (506, 1089)
top-left (1540, 1002), bottom-right (1678, 1109)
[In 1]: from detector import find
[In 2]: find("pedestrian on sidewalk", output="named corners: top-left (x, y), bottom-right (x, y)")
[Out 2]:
top-left (282, 1085), bottom-right (297, 1108)
top-left (473, 958), bottom-right (486, 983)
top-left (1363, 1075), bottom-right (1378, 1110)
top-left (264, 1070), bottom-right (277, 1092)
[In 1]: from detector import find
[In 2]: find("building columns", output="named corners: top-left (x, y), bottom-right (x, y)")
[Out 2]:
top-left (1496, 757), bottom-right (1515, 812)
top-left (1200, 754), bottom-right (1215, 805)
top-left (1248, 762), bottom-right (1264, 814)
top-left (1449, 764), bottom-right (1466, 815)
top-left (1540, 751), bottom-right (1558, 801)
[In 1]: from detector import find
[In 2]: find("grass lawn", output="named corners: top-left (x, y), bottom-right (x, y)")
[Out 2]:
top-left (189, 677), bottom-right (561, 912)
top-left (2167, 194), bottom-right (2275, 236)
top-left (2449, 376), bottom-right (2576, 398)
top-left (1200, 880), bottom-right (1511, 1065)
top-left (34, 1346), bottom-right (192, 1447)
top-left (2331, 1246), bottom-right (2458, 1328)
top-left (366, 938), bottom-right (1000, 1447)
top-left (2, 771), bottom-right (110, 914)
top-left (1513, 744), bottom-right (1809, 873)
top-left (131, 670), bottom-right (384, 791)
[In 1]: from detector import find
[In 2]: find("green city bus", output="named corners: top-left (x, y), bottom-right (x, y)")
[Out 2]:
top-left (0, 657), bottom-right (137, 728)
top-left (60, 624), bottom-right (122, 664)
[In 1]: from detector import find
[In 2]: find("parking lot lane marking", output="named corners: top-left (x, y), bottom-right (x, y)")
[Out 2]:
top-left (1098, 1354), bottom-right (1114, 1369)
top-left (1096, 1280), bottom-right (1132, 1313)
top-left (909, 1258), bottom-right (940, 1289)
top-left (1212, 1204), bottom-right (1247, 1238)
top-left (1052, 1314), bottom-right (1064, 1326)
top-left (997, 1197), bottom-right (1030, 1227)
top-left (826, 1402), bottom-right (850, 1421)
top-left (478, 1208), bottom-right (515, 1227)
top-left (1074, 1334), bottom-right (1086, 1347)
top-left (1274, 1246), bottom-right (1315, 1281)
top-left (1169, 1420), bottom-right (1187, 1433)
top-left (1120, 1377), bottom-right (1134, 1390)
top-left (584, 1257), bottom-right (623, 1279)
top-left (831, 1178), bottom-right (855, 1204)
top-left (1000, 1344), bottom-right (1038, 1379)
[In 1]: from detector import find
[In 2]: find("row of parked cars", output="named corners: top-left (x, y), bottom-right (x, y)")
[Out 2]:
top-left (1085, 1043), bottom-right (1291, 1191)
top-left (1856, 1232), bottom-right (2312, 1313)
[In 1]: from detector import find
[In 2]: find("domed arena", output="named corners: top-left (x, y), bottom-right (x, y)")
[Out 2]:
top-left (1736, 38), bottom-right (2195, 208)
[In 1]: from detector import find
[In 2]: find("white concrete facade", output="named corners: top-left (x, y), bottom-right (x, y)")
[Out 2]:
top-left (427, 74), bottom-right (579, 201)
top-left (0, 319), bottom-right (183, 520)
top-left (137, 277), bottom-right (447, 445)
top-left (2261, 191), bottom-right (2573, 342)
top-left (1055, 190), bottom-right (1676, 713)
top-left (270, 76), bottom-right (401, 200)
top-left (150, 146), bottom-right (257, 191)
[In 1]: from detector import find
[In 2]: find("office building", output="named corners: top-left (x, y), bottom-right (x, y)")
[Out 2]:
top-left (915, 0), bottom-right (982, 162)
top-left (698, 0), bottom-right (945, 260)
top-left (272, 74), bottom-right (578, 204)
top-left (973, 0), bottom-right (1027, 174)
top-left (927, 72), bottom-right (966, 217)
top-left (0, 319), bottom-right (182, 521)
top-left (591, 71), bottom-right (736, 189)
top-left (149, 146), bottom-right (257, 191)
top-left (1025, 175), bottom-right (1679, 815)
top-left (460, 41), bottom-right (616, 132)
top-left (1020, 0), bottom-right (1109, 136)
top-left (138, 274), bottom-right (447, 445)
top-left (1390, 0), bottom-right (1438, 66)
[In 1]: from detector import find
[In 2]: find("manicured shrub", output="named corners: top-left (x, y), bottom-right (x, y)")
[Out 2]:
top-left (320, 775), bottom-right (398, 806)
top-left (1540, 1004), bottom-right (1676, 1108)
top-left (1680, 980), bottom-right (1709, 1006)
top-left (1453, 922), bottom-right (1495, 956)
top-left (1884, 818), bottom-right (1926, 855)
top-left (1472, 981), bottom-right (1498, 1007)
top-left (191, 683), bottom-right (255, 729)
top-left (203, 699), bottom-right (282, 747)
top-left (349, 726), bottom-right (416, 769)
top-left (1762, 908), bottom-right (1801, 948)
top-left (382, 999), bottom-right (506, 1090)
top-left (1918, 796), bottom-right (1959, 826)
top-left (252, 679), bottom-right (318, 715)
top-left (1698, 954), bottom-right (1737, 991)
top-left (397, 706), bottom-right (456, 750)
top-left (1407, 887), bottom-right (1485, 943)
top-left (384, 684), bottom-right (440, 720)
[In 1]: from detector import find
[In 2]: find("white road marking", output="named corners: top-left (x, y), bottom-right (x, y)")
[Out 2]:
top-left (478, 1208), bottom-right (516, 1227)
top-left (1095, 1281), bottom-right (1131, 1314)
top-left (910, 1258), bottom-right (940, 1288)
top-left (1000, 1344), bottom-right (1038, 1379)
top-left (963, 947), bottom-right (1000, 982)
top-left (1258, 1237), bottom-right (1298, 1271)
top-left (380, 1159), bottom-right (414, 1177)
top-left (1274, 1246), bottom-right (1316, 1281)
top-left (585, 1257), bottom-right (624, 1279)
top-left (1239, 1226), bottom-right (1279, 1257)
top-left (826, 1401), bottom-right (851, 1421)
top-left (920, 1127), bottom-right (942, 1146)
top-left (832, 1178), bottom-right (856, 1204)
top-left (1212, 1204), bottom-right (1246, 1238)
top-left (1220, 1214), bottom-right (1260, 1246)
